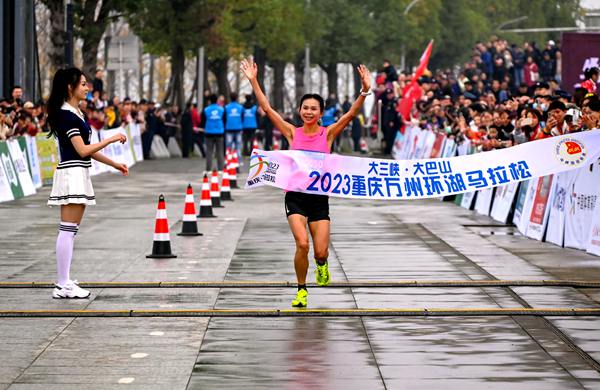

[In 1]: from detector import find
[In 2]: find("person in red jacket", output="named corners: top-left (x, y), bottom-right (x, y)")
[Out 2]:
top-left (581, 67), bottom-right (599, 94)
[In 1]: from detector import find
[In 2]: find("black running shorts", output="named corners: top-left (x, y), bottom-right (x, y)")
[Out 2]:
top-left (284, 191), bottom-right (330, 222)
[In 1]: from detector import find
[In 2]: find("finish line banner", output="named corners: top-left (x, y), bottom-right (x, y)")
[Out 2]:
top-left (245, 130), bottom-right (600, 200)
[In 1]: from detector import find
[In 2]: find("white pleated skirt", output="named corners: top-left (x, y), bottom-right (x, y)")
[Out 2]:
top-left (48, 166), bottom-right (96, 206)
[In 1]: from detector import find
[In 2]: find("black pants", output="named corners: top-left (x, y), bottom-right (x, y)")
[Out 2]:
top-left (182, 129), bottom-right (193, 158)
top-left (242, 128), bottom-right (256, 155)
top-left (193, 132), bottom-right (206, 157)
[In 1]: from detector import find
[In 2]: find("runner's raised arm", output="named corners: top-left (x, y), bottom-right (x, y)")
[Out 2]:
top-left (240, 58), bottom-right (296, 144)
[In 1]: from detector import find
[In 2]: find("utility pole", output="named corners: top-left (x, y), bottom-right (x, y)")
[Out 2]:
top-left (197, 46), bottom-right (205, 111)
top-left (64, 0), bottom-right (73, 67)
top-left (400, 0), bottom-right (421, 72)
top-left (304, 0), bottom-right (311, 93)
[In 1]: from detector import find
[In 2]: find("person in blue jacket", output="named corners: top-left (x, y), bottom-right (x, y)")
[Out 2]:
top-left (201, 94), bottom-right (225, 172)
top-left (225, 92), bottom-right (244, 162)
top-left (242, 94), bottom-right (258, 155)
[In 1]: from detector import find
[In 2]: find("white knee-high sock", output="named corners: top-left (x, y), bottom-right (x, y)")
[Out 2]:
top-left (56, 222), bottom-right (78, 286)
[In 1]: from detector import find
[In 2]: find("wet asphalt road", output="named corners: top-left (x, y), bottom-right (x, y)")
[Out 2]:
top-left (0, 157), bottom-right (599, 389)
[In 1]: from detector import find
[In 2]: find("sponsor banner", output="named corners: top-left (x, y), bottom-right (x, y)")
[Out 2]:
top-left (587, 193), bottom-right (600, 256)
top-left (460, 191), bottom-right (476, 209)
top-left (430, 133), bottom-right (446, 158)
top-left (7, 139), bottom-right (36, 196)
top-left (0, 154), bottom-right (15, 202)
top-left (421, 131), bottom-right (437, 159)
top-left (245, 130), bottom-right (600, 200)
top-left (24, 135), bottom-right (42, 188)
top-left (128, 123), bottom-right (144, 162)
top-left (0, 141), bottom-right (23, 198)
top-left (457, 138), bottom-right (471, 156)
top-left (545, 171), bottom-right (578, 247)
top-left (36, 134), bottom-right (59, 185)
top-left (565, 161), bottom-right (600, 250)
top-left (525, 175), bottom-right (554, 241)
top-left (490, 182), bottom-right (519, 223)
top-left (441, 138), bottom-right (456, 158)
top-left (475, 188), bottom-right (494, 216)
top-left (516, 178), bottom-right (537, 235)
top-left (103, 128), bottom-right (134, 169)
top-left (90, 128), bottom-right (108, 176)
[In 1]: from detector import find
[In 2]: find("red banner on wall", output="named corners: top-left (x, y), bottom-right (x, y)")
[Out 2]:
top-left (561, 33), bottom-right (600, 93)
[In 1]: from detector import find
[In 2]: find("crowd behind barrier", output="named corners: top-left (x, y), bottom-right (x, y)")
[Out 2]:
top-left (367, 37), bottom-right (600, 257)
top-left (0, 123), bottom-right (144, 203)
top-left (392, 126), bottom-right (600, 257)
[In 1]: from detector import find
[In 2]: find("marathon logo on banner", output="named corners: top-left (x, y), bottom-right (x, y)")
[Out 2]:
top-left (245, 130), bottom-right (600, 200)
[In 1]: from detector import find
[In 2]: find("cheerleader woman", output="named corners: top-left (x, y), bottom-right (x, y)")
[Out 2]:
top-left (46, 68), bottom-right (128, 299)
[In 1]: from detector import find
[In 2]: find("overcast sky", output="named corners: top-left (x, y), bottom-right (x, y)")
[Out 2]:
top-left (581, 0), bottom-right (600, 9)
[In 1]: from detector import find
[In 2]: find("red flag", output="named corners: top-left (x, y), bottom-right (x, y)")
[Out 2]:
top-left (397, 40), bottom-right (434, 121)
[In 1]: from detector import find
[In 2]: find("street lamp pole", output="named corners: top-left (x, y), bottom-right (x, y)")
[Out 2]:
top-left (64, 0), bottom-right (73, 67)
top-left (400, 0), bottom-right (421, 72)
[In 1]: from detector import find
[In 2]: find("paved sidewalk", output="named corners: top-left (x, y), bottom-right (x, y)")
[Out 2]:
top-left (1, 157), bottom-right (599, 389)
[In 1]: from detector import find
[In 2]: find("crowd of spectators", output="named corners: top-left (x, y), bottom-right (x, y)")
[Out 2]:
top-left (374, 37), bottom-right (600, 156)
top-left (0, 86), bottom-right (47, 141)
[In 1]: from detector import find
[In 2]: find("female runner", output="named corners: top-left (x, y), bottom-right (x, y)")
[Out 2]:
top-left (241, 58), bottom-right (371, 307)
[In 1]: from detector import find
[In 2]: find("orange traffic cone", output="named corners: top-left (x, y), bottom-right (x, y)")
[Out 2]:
top-left (228, 161), bottom-right (238, 189)
top-left (210, 170), bottom-right (223, 208)
top-left (252, 138), bottom-right (259, 151)
top-left (232, 150), bottom-right (240, 173)
top-left (225, 147), bottom-right (232, 169)
top-left (198, 173), bottom-right (216, 218)
top-left (147, 195), bottom-right (177, 258)
top-left (221, 170), bottom-right (233, 201)
top-left (177, 184), bottom-right (203, 236)
top-left (273, 137), bottom-right (280, 151)
top-left (360, 137), bottom-right (368, 154)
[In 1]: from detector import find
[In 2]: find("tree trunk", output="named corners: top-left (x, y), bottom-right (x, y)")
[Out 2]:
top-left (79, 0), bottom-right (113, 78)
top-left (41, 0), bottom-right (66, 72)
top-left (163, 44), bottom-right (185, 108)
top-left (187, 55), bottom-right (198, 105)
top-left (253, 46), bottom-right (267, 89)
top-left (208, 56), bottom-right (230, 97)
top-left (352, 63), bottom-right (362, 97)
top-left (294, 55), bottom-right (305, 101)
top-left (170, 44), bottom-right (185, 109)
top-left (271, 60), bottom-right (285, 111)
top-left (322, 63), bottom-right (338, 99)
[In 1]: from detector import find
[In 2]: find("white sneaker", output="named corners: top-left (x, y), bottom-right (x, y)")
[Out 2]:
top-left (52, 281), bottom-right (91, 299)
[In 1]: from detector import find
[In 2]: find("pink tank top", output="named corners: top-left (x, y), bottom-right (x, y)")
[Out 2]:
top-left (290, 126), bottom-right (330, 154)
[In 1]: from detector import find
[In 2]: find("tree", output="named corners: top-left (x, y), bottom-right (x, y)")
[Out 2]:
top-left (368, 0), bottom-right (442, 71)
top-left (125, 0), bottom-right (221, 108)
top-left (73, 0), bottom-right (127, 78)
top-left (39, 0), bottom-right (67, 72)
top-left (310, 0), bottom-right (376, 98)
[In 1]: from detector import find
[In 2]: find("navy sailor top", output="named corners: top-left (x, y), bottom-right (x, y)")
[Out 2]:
top-left (56, 102), bottom-right (92, 169)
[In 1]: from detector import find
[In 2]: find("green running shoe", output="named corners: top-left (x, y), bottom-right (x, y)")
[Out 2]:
top-left (315, 262), bottom-right (331, 286)
top-left (292, 289), bottom-right (308, 307)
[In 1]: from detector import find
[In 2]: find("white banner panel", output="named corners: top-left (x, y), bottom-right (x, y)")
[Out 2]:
top-left (24, 135), bottom-right (42, 188)
top-left (525, 175), bottom-right (554, 241)
top-left (587, 192), bottom-right (600, 256)
top-left (7, 139), bottom-right (35, 196)
top-left (565, 162), bottom-right (600, 250)
top-left (490, 182), bottom-right (519, 223)
top-left (0, 157), bottom-right (14, 202)
top-left (475, 188), bottom-right (494, 216)
top-left (545, 171), bottom-right (578, 247)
